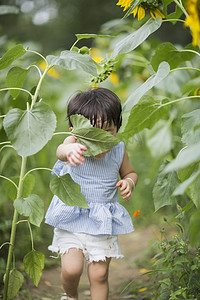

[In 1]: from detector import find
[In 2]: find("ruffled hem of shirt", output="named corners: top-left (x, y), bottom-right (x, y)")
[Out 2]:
top-left (45, 198), bottom-right (134, 235)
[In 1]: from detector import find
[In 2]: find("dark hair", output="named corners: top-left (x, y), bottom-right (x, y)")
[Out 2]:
top-left (67, 87), bottom-right (122, 131)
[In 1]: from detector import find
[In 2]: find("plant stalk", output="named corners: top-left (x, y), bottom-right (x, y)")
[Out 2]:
top-left (3, 156), bottom-right (27, 300)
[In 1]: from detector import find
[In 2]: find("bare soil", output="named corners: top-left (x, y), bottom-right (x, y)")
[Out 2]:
top-left (28, 225), bottom-right (159, 300)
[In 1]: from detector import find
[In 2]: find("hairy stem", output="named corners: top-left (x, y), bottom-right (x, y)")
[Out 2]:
top-left (3, 157), bottom-right (27, 300)
top-left (173, 0), bottom-right (189, 17)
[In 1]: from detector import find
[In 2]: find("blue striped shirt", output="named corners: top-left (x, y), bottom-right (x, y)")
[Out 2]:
top-left (45, 142), bottom-right (134, 235)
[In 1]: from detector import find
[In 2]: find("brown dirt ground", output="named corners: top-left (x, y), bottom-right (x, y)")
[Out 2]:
top-left (28, 225), bottom-right (159, 300)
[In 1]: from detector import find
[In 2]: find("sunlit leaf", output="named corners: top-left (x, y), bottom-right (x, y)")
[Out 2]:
top-left (121, 96), bottom-right (170, 139)
top-left (71, 115), bottom-right (120, 156)
top-left (6, 66), bottom-right (30, 98)
top-left (111, 18), bottom-right (162, 58)
top-left (14, 194), bottom-right (44, 226)
top-left (145, 120), bottom-right (173, 158)
top-left (7, 269), bottom-right (24, 299)
top-left (47, 50), bottom-right (98, 76)
top-left (23, 250), bottom-right (45, 287)
top-left (123, 62), bottom-right (170, 111)
top-left (3, 102), bottom-right (57, 157)
top-left (3, 174), bottom-right (35, 201)
top-left (173, 168), bottom-right (200, 197)
top-left (153, 160), bottom-right (180, 211)
top-left (190, 209), bottom-right (200, 246)
top-left (50, 174), bottom-right (88, 208)
top-left (151, 43), bottom-right (197, 71)
top-left (181, 109), bottom-right (200, 146)
top-left (0, 45), bottom-right (26, 70)
top-left (0, 5), bottom-right (19, 15)
top-left (164, 141), bottom-right (200, 172)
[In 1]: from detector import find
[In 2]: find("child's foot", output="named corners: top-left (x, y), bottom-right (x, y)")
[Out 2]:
top-left (60, 293), bottom-right (77, 300)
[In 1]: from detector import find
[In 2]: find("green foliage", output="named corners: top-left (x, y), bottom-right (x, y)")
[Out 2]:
top-left (3, 174), bottom-right (35, 201)
top-left (111, 18), bottom-right (162, 58)
top-left (3, 102), bottom-right (57, 157)
top-left (153, 160), bottom-right (180, 211)
top-left (47, 50), bottom-right (98, 76)
top-left (14, 195), bottom-right (44, 227)
top-left (6, 269), bottom-right (24, 299)
top-left (6, 67), bottom-right (30, 98)
top-left (151, 43), bottom-right (197, 71)
top-left (23, 250), bottom-right (45, 287)
top-left (71, 114), bottom-right (120, 156)
top-left (151, 235), bottom-right (200, 299)
top-left (50, 174), bottom-right (88, 208)
top-left (121, 95), bottom-right (170, 139)
top-left (0, 45), bottom-right (26, 70)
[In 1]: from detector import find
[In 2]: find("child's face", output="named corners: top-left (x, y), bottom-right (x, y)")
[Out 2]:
top-left (95, 119), bottom-right (118, 137)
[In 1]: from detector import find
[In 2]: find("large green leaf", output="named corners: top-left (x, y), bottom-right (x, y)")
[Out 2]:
top-left (3, 102), bottom-right (57, 157)
top-left (145, 120), bottom-right (173, 158)
top-left (121, 96), bottom-right (170, 139)
top-left (111, 18), bottom-right (162, 58)
top-left (181, 109), bottom-right (200, 146)
top-left (123, 62), bottom-right (170, 111)
top-left (151, 43), bottom-right (197, 71)
top-left (0, 45), bottom-right (26, 70)
top-left (164, 141), bottom-right (200, 172)
top-left (0, 5), bottom-right (19, 15)
top-left (190, 209), bottom-right (200, 246)
top-left (7, 269), bottom-right (24, 299)
top-left (71, 115), bottom-right (120, 156)
top-left (50, 173), bottom-right (88, 208)
top-left (23, 250), bottom-right (45, 287)
top-left (3, 174), bottom-right (35, 201)
top-left (6, 66), bottom-right (30, 98)
top-left (14, 194), bottom-right (44, 226)
top-left (47, 50), bottom-right (98, 76)
top-left (153, 160), bottom-right (180, 211)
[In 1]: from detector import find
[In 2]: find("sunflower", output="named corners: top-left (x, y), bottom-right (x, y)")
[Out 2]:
top-left (116, 0), bottom-right (165, 20)
top-left (185, 0), bottom-right (200, 46)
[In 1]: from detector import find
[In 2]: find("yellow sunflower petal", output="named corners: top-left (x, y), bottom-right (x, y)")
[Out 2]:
top-left (137, 6), bottom-right (145, 20)
top-left (154, 8), bottom-right (165, 19)
top-left (108, 73), bottom-right (119, 86)
top-left (132, 6), bottom-right (138, 17)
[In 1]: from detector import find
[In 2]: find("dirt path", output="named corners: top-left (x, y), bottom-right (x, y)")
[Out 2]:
top-left (29, 225), bottom-right (159, 299)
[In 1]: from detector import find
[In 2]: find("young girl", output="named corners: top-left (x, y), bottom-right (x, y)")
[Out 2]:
top-left (45, 87), bottom-right (138, 300)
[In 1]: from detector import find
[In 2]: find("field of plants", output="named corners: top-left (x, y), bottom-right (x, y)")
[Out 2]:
top-left (0, 0), bottom-right (200, 299)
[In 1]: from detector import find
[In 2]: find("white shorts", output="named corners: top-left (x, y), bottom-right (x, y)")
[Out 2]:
top-left (48, 228), bottom-right (123, 263)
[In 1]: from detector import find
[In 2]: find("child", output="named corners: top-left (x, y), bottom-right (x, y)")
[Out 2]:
top-left (45, 87), bottom-right (138, 300)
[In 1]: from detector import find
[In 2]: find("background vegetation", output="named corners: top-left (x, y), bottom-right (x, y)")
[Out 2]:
top-left (0, 0), bottom-right (200, 299)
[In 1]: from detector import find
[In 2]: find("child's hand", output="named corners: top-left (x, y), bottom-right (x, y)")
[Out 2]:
top-left (116, 179), bottom-right (133, 201)
top-left (66, 142), bottom-right (87, 167)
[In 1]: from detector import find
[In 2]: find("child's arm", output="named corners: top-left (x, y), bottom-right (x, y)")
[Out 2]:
top-left (116, 149), bottom-right (138, 201)
top-left (56, 135), bottom-right (87, 167)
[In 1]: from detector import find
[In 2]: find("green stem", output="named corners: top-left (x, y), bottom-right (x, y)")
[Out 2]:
top-left (170, 67), bottom-right (200, 73)
top-left (173, 0), bottom-right (189, 17)
top-left (70, 39), bottom-right (79, 51)
top-left (53, 131), bottom-right (72, 136)
top-left (162, 95), bottom-right (200, 107)
top-left (162, 19), bottom-right (185, 23)
top-left (26, 49), bottom-right (48, 65)
top-left (175, 49), bottom-right (200, 58)
top-left (3, 156), bottom-right (27, 300)
top-left (31, 64), bottom-right (52, 108)
top-left (0, 88), bottom-right (33, 98)
top-left (0, 242), bottom-right (11, 251)
top-left (0, 141), bottom-right (11, 145)
top-left (0, 175), bottom-right (18, 190)
top-left (27, 222), bottom-right (34, 250)
top-left (32, 65), bottom-right (42, 78)
top-left (22, 167), bottom-right (59, 182)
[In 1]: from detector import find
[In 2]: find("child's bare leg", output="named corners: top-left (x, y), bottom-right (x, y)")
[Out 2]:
top-left (88, 258), bottom-right (111, 300)
top-left (61, 248), bottom-right (84, 299)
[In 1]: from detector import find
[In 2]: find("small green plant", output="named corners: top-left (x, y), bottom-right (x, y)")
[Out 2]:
top-left (151, 233), bottom-right (200, 299)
